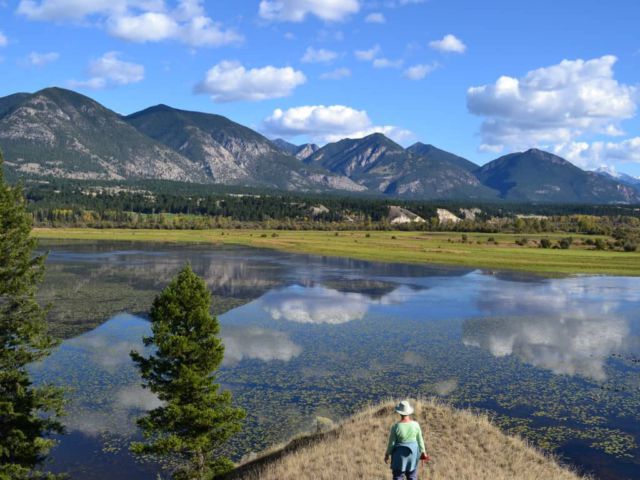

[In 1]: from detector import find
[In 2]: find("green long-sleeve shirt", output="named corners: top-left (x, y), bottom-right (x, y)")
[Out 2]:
top-left (386, 421), bottom-right (426, 455)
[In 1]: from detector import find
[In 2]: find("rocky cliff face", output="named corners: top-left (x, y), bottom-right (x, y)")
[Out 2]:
top-left (305, 133), bottom-right (497, 200)
top-left (0, 88), bottom-right (206, 182)
top-left (125, 105), bottom-right (363, 191)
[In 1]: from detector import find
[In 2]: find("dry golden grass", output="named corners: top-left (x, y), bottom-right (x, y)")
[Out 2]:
top-left (223, 399), bottom-right (586, 480)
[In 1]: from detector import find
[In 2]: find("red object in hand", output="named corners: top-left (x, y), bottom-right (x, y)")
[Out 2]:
top-left (420, 453), bottom-right (430, 462)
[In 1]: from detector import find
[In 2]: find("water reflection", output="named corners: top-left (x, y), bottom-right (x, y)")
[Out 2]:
top-left (222, 326), bottom-right (302, 364)
top-left (261, 285), bottom-right (421, 324)
top-left (32, 313), bottom-right (303, 440)
top-left (463, 276), bottom-right (639, 381)
top-left (463, 316), bottom-right (629, 381)
top-left (33, 242), bottom-right (640, 480)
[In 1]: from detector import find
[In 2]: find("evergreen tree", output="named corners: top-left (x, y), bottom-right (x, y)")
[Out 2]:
top-left (0, 154), bottom-right (64, 479)
top-left (130, 265), bottom-right (245, 479)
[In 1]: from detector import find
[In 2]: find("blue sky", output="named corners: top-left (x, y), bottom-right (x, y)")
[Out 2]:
top-left (1, 0), bottom-right (639, 175)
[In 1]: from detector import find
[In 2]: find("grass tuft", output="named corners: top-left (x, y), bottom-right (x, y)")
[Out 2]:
top-left (221, 399), bottom-right (587, 480)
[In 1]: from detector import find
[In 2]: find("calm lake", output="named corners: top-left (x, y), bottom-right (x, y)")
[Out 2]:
top-left (32, 241), bottom-right (640, 479)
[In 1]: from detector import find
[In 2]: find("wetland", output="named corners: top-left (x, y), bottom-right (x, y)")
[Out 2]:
top-left (33, 240), bottom-right (640, 479)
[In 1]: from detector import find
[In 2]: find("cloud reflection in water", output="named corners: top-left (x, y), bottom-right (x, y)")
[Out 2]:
top-left (260, 284), bottom-right (418, 324)
top-left (463, 276), bottom-right (637, 381)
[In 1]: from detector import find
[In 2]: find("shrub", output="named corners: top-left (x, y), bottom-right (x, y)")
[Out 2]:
top-left (594, 238), bottom-right (606, 250)
top-left (539, 238), bottom-right (552, 249)
top-left (623, 241), bottom-right (637, 252)
top-left (558, 237), bottom-right (572, 249)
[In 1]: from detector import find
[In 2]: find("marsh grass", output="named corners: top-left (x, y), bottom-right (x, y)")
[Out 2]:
top-left (223, 399), bottom-right (586, 480)
top-left (33, 228), bottom-right (640, 276)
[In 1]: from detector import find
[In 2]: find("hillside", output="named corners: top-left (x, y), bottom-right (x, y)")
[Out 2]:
top-left (0, 87), bottom-right (206, 182)
top-left (305, 133), bottom-right (497, 199)
top-left (1, 87), bottom-right (639, 203)
top-left (476, 148), bottom-right (640, 203)
top-left (407, 141), bottom-right (479, 172)
top-left (223, 399), bottom-right (584, 480)
top-left (125, 105), bottom-right (363, 192)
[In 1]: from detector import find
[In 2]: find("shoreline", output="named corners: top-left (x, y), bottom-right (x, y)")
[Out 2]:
top-left (32, 227), bottom-right (640, 276)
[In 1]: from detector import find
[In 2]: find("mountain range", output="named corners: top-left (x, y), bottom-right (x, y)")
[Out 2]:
top-left (1, 87), bottom-right (639, 204)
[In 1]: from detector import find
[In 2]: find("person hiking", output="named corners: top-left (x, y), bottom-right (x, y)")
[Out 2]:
top-left (384, 400), bottom-right (429, 480)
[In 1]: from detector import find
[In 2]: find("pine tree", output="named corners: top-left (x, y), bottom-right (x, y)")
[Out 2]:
top-left (0, 153), bottom-right (65, 479)
top-left (130, 265), bottom-right (245, 480)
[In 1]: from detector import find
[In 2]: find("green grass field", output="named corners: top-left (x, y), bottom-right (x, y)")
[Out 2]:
top-left (32, 228), bottom-right (640, 276)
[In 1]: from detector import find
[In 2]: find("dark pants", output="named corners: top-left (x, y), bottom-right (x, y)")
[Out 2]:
top-left (392, 469), bottom-right (417, 480)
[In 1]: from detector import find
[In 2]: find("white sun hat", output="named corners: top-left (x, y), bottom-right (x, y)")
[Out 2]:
top-left (395, 400), bottom-right (414, 416)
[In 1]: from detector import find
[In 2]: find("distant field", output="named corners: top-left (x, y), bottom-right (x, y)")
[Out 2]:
top-left (33, 228), bottom-right (640, 276)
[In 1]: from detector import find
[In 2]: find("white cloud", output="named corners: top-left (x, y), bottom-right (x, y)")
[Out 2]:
top-left (365, 12), bottom-right (385, 23)
top-left (372, 57), bottom-right (402, 69)
top-left (554, 138), bottom-right (640, 170)
top-left (0, 31), bottom-right (7, 47)
top-left (25, 51), bottom-right (60, 66)
top-left (17, 0), bottom-right (242, 47)
top-left (263, 105), bottom-right (412, 144)
top-left (467, 55), bottom-right (637, 153)
top-left (429, 34), bottom-right (466, 53)
top-left (69, 51), bottom-right (144, 90)
top-left (320, 67), bottom-right (351, 80)
top-left (195, 60), bottom-right (306, 102)
top-left (107, 11), bottom-right (179, 42)
top-left (403, 62), bottom-right (437, 80)
top-left (259, 0), bottom-right (360, 22)
top-left (301, 46), bottom-right (338, 63)
top-left (355, 44), bottom-right (381, 61)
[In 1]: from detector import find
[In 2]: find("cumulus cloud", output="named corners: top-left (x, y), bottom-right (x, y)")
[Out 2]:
top-left (467, 55), bottom-right (637, 153)
top-left (403, 62), bottom-right (437, 80)
top-left (0, 31), bottom-right (7, 47)
top-left (263, 104), bottom-right (412, 143)
top-left (194, 60), bottom-right (306, 102)
top-left (429, 34), bottom-right (466, 53)
top-left (222, 326), bottom-right (302, 365)
top-left (320, 67), bottom-right (351, 80)
top-left (354, 44), bottom-right (381, 61)
top-left (17, 0), bottom-right (243, 47)
top-left (259, 0), bottom-right (360, 22)
top-left (25, 51), bottom-right (60, 66)
top-left (554, 138), bottom-right (640, 170)
top-left (69, 51), bottom-right (144, 90)
top-left (365, 12), bottom-right (385, 23)
top-left (301, 46), bottom-right (338, 63)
